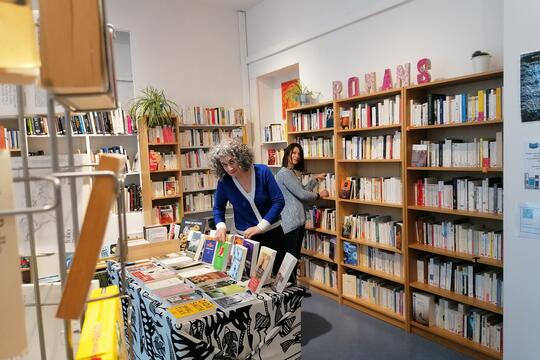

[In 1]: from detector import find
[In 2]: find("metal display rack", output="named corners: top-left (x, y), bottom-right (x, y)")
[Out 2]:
top-left (0, 86), bottom-right (132, 360)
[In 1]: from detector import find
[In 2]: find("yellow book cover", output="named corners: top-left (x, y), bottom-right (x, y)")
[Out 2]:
top-left (76, 285), bottom-right (127, 360)
top-left (477, 90), bottom-right (485, 121)
top-left (168, 298), bottom-right (216, 320)
top-left (496, 87), bottom-right (502, 120)
top-left (0, 1), bottom-right (40, 84)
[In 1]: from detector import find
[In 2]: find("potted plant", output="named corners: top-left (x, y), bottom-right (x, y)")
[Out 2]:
top-left (284, 81), bottom-right (317, 106)
top-left (128, 86), bottom-right (178, 127)
top-left (471, 51), bottom-right (491, 73)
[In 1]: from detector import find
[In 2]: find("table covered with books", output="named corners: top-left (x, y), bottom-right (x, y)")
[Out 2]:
top-left (107, 262), bottom-right (304, 360)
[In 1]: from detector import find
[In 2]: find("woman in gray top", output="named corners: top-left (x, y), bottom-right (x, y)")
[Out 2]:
top-left (274, 143), bottom-right (329, 283)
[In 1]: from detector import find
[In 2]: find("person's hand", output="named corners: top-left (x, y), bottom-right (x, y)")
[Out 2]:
top-left (314, 173), bottom-right (327, 182)
top-left (243, 226), bottom-right (262, 239)
top-left (319, 190), bottom-right (330, 198)
top-left (215, 228), bottom-right (227, 242)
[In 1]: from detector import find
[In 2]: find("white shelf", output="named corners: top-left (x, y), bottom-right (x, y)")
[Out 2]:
top-left (262, 140), bottom-right (287, 145)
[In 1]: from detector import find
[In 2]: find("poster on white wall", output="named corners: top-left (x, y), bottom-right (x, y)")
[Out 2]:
top-left (520, 202), bottom-right (540, 238)
top-left (523, 140), bottom-right (540, 190)
top-left (520, 50), bottom-right (540, 122)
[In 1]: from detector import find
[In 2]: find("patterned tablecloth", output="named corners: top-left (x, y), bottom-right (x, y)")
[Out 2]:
top-left (108, 263), bottom-right (304, 360)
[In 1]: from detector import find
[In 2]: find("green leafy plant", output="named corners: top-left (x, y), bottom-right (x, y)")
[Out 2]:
top-left (128, 86), bottom-right (178, 127)
top-left (284, 81), bottom-right (316, 105)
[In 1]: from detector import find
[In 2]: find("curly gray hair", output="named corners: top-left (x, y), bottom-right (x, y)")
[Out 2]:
top-left (208, 138), bottom-right (253, 179)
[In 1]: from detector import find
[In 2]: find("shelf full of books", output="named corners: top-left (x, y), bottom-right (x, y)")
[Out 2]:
top-left (405, 70), bottom-right (504, 359)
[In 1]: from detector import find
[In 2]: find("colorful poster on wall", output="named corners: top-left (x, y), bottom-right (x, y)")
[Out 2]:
top-left (281, 79), bottom-right (299, 120)
top-left (520, 51), bottom-right (540, 122)
top-left (524, 140), bottom-right (540, 190)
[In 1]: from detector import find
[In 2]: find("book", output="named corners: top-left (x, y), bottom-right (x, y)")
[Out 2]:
top-left (205, 284), bottom-right (248, 299)
top-left (145, 277), bottom-right (183, 291)
top-left (167, 298), bottom-right (217, 324)
top-left (186, 231), bottom-right (205, 260)
top-left (176, 265), bottom-right (215, 280)
top-left (144, 225), bottom-right (168, 243)
top-left (185, 271), bottom-right (229, 287)
top-left (154, 253), bottom-right (200, 270)
top-left (213, 292), bottom-right (257, 312)
top-left (129, 265), bottom-right (177, 287)
top-left (213, 241), bottom-right (232, 271)
top-left (199, 279), bottom-right (238, 293)
top-left (233, 235), bottom-right (260, 277)
top-left (164, 289), bottom-right (205, 307)
top-left (228, 244), bottom-right (248, 281)
top-left (411, 144), bottom-right (428, 167)
top-left (247, 246), bottom-right (277, 293)
top-left (178, 218), bottom-right (207, 251)
top-left (339, 179), bottom-right (352, 199)
top-left (272, 252), bottom-right (297, 293)
top-left (412, 292), bottom-right (435, 326)
top-left (343, 241), bottom-right (358, 266)
top-left (201, 237), bottom-right (218, 264)
top-left (153, 283), bottom-right (195, 301)
top-left (164, 179), bottom-right (177, 195)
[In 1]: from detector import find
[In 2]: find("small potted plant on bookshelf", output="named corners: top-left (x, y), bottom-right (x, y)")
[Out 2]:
top-left (128, 86), bottom-right (178, 128)
top-left (285, 81), bottom-right (318, 106)
top-left (471, 50), bottom-right (491, 73)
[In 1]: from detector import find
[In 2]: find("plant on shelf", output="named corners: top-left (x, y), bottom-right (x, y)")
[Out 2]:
top-left (128, 86), bottom-right (178, 127)
top-left (284, 81), bottom-right (318, 106)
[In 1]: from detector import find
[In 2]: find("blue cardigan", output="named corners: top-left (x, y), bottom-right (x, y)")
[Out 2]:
top-left (213, 164), bottom-right (285, 233)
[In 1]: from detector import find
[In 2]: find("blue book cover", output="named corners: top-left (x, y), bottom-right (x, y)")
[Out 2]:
top-left (343, 241), bottom-right (358, 266)
top-left (201, 238), bottom-right (217, 264)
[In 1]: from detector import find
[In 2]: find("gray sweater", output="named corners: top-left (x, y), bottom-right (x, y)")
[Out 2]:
top-left (274, 167), bottom-right (318, 234)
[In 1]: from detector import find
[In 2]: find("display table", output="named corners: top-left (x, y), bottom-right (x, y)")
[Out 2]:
top-left (107, 263), bottom-right (304, 360)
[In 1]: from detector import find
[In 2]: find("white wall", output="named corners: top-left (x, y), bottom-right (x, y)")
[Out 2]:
top-left (246, 0), bottom-right (503, 160)
top-left (106, 0), bottom-right (244, 108)
top-left (503, 0), bottom-right (540, 358)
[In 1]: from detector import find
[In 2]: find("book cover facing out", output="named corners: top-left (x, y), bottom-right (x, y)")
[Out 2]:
top-left (343, 241), bottom-right (358, 266)
top-left (201, 238), bottom-right (217, 264)
top-left (521, 50), bottom-right (540, 122)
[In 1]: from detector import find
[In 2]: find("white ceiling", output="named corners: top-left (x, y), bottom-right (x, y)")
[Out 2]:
top-left (196, 0), bottom-right (264, 11)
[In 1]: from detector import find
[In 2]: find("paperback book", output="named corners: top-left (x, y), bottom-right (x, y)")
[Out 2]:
top-left (233, 235), bottom-right (260, 277)
top-left (201, 237), bottom-right (218, 265)
top-left (186, 231), bottom-right (205, 260)
top-left (343, 241), bottom-right (358, 266)
top-left (247, 246), bottom-right (276, 293)
top-left (213, 292), bottom-right (257, 312)
top-left (213, 241), bottom-right (232, 271)
top-left (228, 244), bottom-right (248, 281)
top-left (164, 289), bottom-right (205, 307)
top-left (272, 252), bottom-right (297, 293)
top-left (167, 298), bottom-right (217, 324)
top-left (185, 271), bottom-right (229, 287)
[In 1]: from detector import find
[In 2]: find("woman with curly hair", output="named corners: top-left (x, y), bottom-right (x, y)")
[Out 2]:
top-left (209, 138), bottom-right (286, 273)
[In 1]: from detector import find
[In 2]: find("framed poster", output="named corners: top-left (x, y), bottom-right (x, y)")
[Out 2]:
top-left (520, 51), bottom-right (540, 122)
top-left (281, 79), bottom-right (299, 120)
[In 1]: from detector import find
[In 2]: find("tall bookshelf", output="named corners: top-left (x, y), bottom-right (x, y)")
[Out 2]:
top-left (334, 88), bottom-right (406, 329)
top-left (404, 70), bottom-right (504, 359)
top-left (283, 70), bottom-right (504, 359)
top-left (286, 100), bottom-right (339, 301)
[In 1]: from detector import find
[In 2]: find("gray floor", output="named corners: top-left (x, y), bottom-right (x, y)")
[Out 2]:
top-left (301, 292), bottom-right (471, 360)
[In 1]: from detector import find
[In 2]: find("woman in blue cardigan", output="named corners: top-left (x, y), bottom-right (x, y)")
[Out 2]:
top-left (209, 139), bottom-right (285, 273)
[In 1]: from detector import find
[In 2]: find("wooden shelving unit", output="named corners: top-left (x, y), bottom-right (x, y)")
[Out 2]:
top-left (281, 71), bottom-right (504, 358)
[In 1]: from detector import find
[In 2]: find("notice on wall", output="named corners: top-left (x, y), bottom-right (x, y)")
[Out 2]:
top-left (520, 202), bottom-right (540, 238)
top-left (521, 51), bottom-right (540, 122)
top-left (524, 140), bottom-right (540, 190)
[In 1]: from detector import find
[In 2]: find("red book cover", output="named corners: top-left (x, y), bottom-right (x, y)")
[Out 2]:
top-left (416, 179), bottom-right (424, 206)
top-left (366, 104), bottom-right (372, 127)
top-left (0, 126), bottom-right (6, 149)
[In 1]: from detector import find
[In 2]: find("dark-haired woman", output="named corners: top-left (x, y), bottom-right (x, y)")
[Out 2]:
top-left (274, 143), bottom-right (328, 283)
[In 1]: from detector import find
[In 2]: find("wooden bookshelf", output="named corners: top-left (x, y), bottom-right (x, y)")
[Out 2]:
top-left (341, 294), bottom-right (406, 323)
top-left (139, 116), bottom-right (182, 225)
top-left (298, 276), bottom-right (339, 301)
top-left (341, 262), bottom-right (404, 284)
top-left (337, 198), bottom-right (403, 209)
top-left (300, 248), bottom-right (336, 264)
top-left (340, 236), bottom-right (403, 254)
top-left (304, 226), bottom-right (336, 236)
top-left (404, 71), bottom-right (504, 358)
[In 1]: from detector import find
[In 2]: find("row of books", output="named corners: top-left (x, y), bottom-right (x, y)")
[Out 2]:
top-left (149, 150), bottom-right (177, 171)
top-left (342, 272), bottom-right (405, 316)
top-left (112, 184), bottom-right (142, 213)
top-left (415, 218), bottom-right (503, 260)
top-left (25, 109), bottom-right (137, 135)
top-left (299, 257), bottom-right (337, 289)
top-left (290, 106), bottom-right (333, 132)
top-left (0, 127), bottom-right (19, 149)
top-left (184, 193), bottom-right (214, 213)
top-left (182, 171), bottom-right (217, 192)
top-left (412, 292), bottom-right (502, 353)
top-left (90, 147), bottom-right (137, 174)
top-left (263, 124), bottom-right (285, 142)
top-left (153, 204), bottom-right (179, 225)
top-left (295, 135), bottom-right (334, 158)
top-left (411, 133), bottom-right (503, 168)
top-left (343, 241), bottom-right (402, 277)
top-left (148, 125), bottom-right (176, 144)
top-left (305, 207), bottom-right (336, 231)
top-left (152, 178), bottom-right (178, 197)
top-left (179, 105), bottom-right (245, 126)
top-left (409, 88), bottom-right (503, 127)
top-left (342, 214), bottom-right (403, 250)
top-left (267, 148), bottom-right (284, 166)
top-left (181, 149), bottom-right (209, 169)
top-left (301, 173), bottom-right (336, 197)
top-left (339, 95), bottom-right (402, 129)
top-left (416, 256), bottom-right (503, 306)
top-left (179, 129), bottom-right (220, 147)
top-left (340, 176), bottom-right (402, 205)
top-left (302, 232), bottom-right (336, 260)
top-left (414, 177), bottom-right (503, 214)
top-left (342, 131), bottom-right (401, 160)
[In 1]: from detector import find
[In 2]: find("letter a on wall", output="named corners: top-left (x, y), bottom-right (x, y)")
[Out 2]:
top-left (381, 69), bottom-right (393, 91)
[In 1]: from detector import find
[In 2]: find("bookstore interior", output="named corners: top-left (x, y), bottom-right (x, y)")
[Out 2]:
top-left (0, 0), bottom-right (538, 359)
